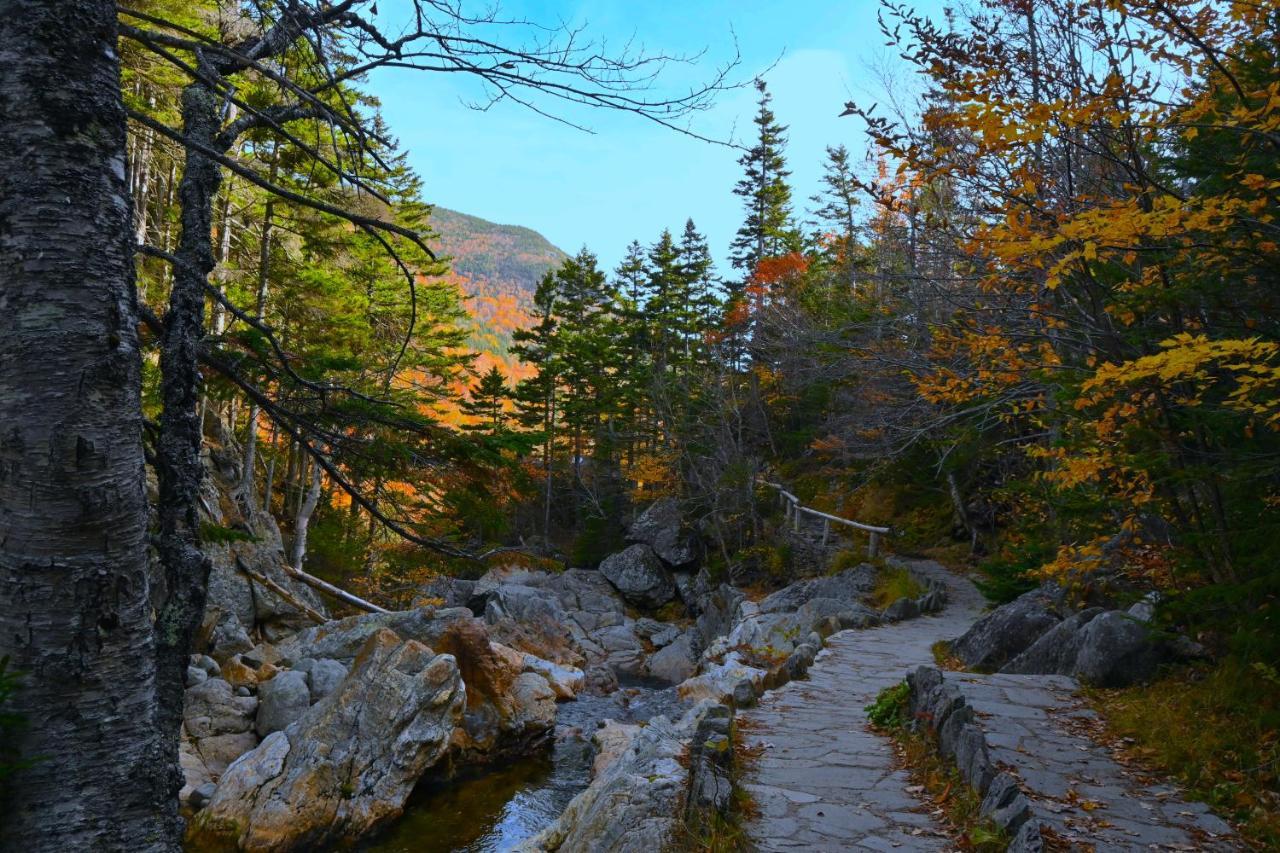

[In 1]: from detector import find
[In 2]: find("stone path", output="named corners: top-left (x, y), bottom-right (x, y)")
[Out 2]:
top-left (739, 557), bottom-right (985, 851)
top-left (948, 671), bottom-right (1236, 850)
top-left (738, 557), bottom-right (1237, 852)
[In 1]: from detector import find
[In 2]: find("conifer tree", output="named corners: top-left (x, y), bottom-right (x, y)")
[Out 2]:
top-left (461, 365), bottom-right (511, 434)
top-left (809, 144), bottom-right (861, 289)
top-left (730, 79), bottom-right (801, 278)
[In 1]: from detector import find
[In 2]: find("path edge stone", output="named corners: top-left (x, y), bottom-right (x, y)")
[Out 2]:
top-left (906, 665), bottom-right (1047, 853)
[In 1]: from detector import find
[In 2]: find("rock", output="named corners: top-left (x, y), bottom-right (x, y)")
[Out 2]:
top-left (207, 611), bottom-right (254, 661)
top-left (189, 629), bottom-right (464, 851)
top-left (1072, 610), bottom-right (1163, 687)
top-left (274, 605), bottom-right (476, 665)
top-left (584, 664), bottom-right (620, 695)
top-left (180, 732), bottom-right (214, 810)
top-left (187, 665), bottom-right (209, 687)
top-left (1002, 608), bottom-right (1104, 675)
top-left (517, 713), bottom-right (693, 853)
top-left (190, 781), bottom-right (217, 811)
top-left (634, 617), bottom-right (680, 648)
top-left (883, 596), bottom-right (921, 621)
top-left (255, 670), bottom-right (312, 736)
top-left (434, 621), bottom-right (557, 763)
top-left (951, 588), bottom-right (1062, 671)
top-left (678, 651), bottom-right (767, 705)
top-left (197, 451), bottom-right (328, 653)
top-left (415, 575), bottom-right (476, 609)
top-left (591, 721), bottom-right (640, 777)
top-left (1001, 607), bottom-right (1164, 687)
top-left (221, 655), bottom-right (262, 689)
top-left (757, 564), bottom-right (877, 614)
top-left (626, 497), bottom-right (698, 568)
top-left (192, 654), bottom-right (222, 678)
top-left (647, 630), bottom-right (698, 684)
top-left (1127, 593), bottom-right (1159, 623)
top-left (522, 655), bottom-right (584, 700)
top-left (731, 678), bottom-right (757, 708)
top-left (687, 704), bottom-right (734, 816)
top-left (195, 731), bottom-right (260, 777)
top-left (292, 658), bottom-right (348, 703)
top-left (598, 544), bottom-right (677, 608)
top-left (593, 623), bottom-right (647, 677)
top-left (184, 677), bottom-right (258, 740)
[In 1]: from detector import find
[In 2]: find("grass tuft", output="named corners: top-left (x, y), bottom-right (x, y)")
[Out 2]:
top-left (872, 565), bottom-right (926, 609)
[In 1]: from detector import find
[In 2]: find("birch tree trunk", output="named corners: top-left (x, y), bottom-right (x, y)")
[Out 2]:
top-left (292, 455), bottom-right (323, 571)
top-left (0, 0), bottom-right (176, 847)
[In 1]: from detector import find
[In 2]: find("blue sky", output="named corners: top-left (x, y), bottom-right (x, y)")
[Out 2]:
top-left (371, 1), bottom-right (939, 273)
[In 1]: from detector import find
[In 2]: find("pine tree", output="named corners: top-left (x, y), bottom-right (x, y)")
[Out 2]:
top-left (676, 218), bottom-right (720, 365)
top-left (730, 79), bottom-right (801, 278)
top-left (461, 365), bottom-right (511, 433)
top-left (809, 144), bottom-right (861, 289)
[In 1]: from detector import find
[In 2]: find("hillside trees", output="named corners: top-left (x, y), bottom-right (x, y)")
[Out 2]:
top-left (71, 0), bottom-right (746, 840)
top-left (0, 0), bottom-right (170, 847)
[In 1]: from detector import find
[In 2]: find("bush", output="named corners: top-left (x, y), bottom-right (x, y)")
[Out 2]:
top-left (865, 680), bottom-right (910, 729)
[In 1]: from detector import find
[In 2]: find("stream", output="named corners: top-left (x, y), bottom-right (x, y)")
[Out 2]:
top-left (362, 679), bottom-right (685, 853)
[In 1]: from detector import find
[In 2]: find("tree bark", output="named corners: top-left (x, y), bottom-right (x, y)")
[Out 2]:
top-left (153, 77), bottom-right (221, 815)
top-left (0, 0), bottom-right (175, 847)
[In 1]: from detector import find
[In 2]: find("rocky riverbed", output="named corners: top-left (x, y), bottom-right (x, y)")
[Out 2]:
top-left (178, 485), bottom-right (944, 851)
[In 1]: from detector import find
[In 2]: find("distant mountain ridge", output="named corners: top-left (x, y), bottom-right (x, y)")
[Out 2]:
top-left (431, 206), bottom-right (567, 297)
top-left (429, 206), bottom-right (567, 379)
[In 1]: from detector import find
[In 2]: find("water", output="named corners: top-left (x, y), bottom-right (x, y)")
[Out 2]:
top-left (362, 680), bottom-right (685, 853)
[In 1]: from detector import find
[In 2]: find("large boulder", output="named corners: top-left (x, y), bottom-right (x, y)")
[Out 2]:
top-left (518, 705), bottom-right (712, 853)
top-left (1002, 608), bottom-right (1104, 676)
top-left (647, 630), bottom-right (698, 684)
top-left (951, 588), bottom-right (1063, 671)
top-left (188, 629), bottom-right (464, 851)
top-left (626, 497), bottom-right (698, 568)
top-left (184, 677), bottom-right (258, 740)
top-left (598, 544), bottom-right (677, 609)
top-left (433, 621), bottom-right (557, 763)
top-left (1071, 610), bottom-right (1164, 687)
top-left (255, 670), bottom-right (311, 737)
top-left (1000, 606), bottom-right (1165, 688)
top-left (273, 605), bottom-right (475, 665)
top-left (756, 564), bottom-right (877, 614)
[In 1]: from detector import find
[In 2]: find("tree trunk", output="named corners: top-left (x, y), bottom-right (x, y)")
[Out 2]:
top-left (292, 455), bottom-right (324, 571)
top-left (154, 77), bottom-right (221, 815)
top-left (0, 0), bottom-right (176, 847)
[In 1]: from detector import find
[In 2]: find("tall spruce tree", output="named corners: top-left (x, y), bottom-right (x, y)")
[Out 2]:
top-left (809, 144), bottom-right (861, 289)
top-left (730, 79), bottom-right (801, 278)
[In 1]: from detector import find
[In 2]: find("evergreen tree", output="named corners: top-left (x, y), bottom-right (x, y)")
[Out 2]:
top-left (730, 79), bottom-right (801, 278)
top-left (809, 144), bottom-right (861, 289)
top-left (461, 365), bottom-right (511, 433)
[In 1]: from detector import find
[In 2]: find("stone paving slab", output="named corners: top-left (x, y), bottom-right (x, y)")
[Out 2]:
top-left (946, 670), bottom-right (1238, 851)
top-left (740, 558), bottom-right (986, 852)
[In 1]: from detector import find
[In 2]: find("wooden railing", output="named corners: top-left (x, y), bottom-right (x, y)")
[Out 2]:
top-left (757, 479), bottom-right (891, 558)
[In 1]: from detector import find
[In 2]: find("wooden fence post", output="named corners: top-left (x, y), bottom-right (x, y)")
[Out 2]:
top-left (868, 531), bottom-right (880, 559)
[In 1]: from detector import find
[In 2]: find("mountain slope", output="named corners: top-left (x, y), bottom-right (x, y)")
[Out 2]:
top-left (429, 206), bottom-right (567, 378)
